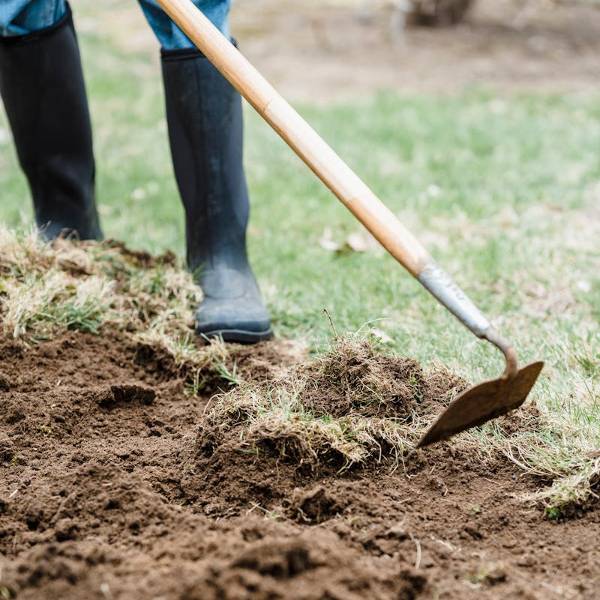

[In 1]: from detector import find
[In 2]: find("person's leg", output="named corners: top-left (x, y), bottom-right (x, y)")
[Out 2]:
top-left (0, 0), bottom-right (65, 36)
top-left (0, 1), bottom-right (102, 240)
top-left (139, 0), bottom-right (230, 49)
top-left (140, 0), bottom-right (272, 343)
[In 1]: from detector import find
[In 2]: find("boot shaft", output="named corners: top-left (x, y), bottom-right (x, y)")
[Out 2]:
top-left (0, 4), bottom-right (101, 240)
top-left (161, 47), bottom-right (249, 276)
top-left (161, 47), bottom-right (271, 343)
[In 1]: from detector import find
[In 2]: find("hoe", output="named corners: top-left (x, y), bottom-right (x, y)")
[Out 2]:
top-left (157, 0), bottom-right (544, 447)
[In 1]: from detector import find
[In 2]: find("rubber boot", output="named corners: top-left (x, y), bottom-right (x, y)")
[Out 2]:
top-left (0, 5), bottom-right (102, 241)
top-left (161, 47), bottom-right (272, 344)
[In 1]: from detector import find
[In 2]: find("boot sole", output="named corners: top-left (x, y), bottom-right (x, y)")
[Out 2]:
top-left (198, 327), bottom-right (274, 345)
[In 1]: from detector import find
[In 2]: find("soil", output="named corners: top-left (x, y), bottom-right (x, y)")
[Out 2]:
top-left (1, 330), bottom-right (598, 599)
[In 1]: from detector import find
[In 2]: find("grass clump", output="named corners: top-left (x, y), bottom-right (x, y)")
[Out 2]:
top-left (198, 380), bottom-right (413, 474)
top-left (0, 232), bottom-right (115, 339)
top-left (198, 336), bottom-right (599, 515)
top-left (299, 337), bottom-right (466, 420)
top-left (0, 227), bottom-right (220, 369)
top-left (0, 227), bottom-right (199, 341)
top-left (0, 228), bottom-right (293, 394)
top-left (197, 336), bottom-right (465, 473)
top-left (519, 441), bottom-right (599, 519)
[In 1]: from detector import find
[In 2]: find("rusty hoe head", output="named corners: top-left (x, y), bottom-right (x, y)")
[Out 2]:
top-left (415, 262), bottom-right (544, 448)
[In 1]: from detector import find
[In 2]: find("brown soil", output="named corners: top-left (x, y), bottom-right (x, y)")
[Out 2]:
top-left (1, 330), bottom-right (598, 599)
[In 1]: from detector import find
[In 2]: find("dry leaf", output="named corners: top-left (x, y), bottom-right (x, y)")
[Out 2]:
top-left (345, 231), bottom-right (379, 253)
top-left (319, 228), bottom-right (380, 255)
top-left (319, 227), bottom-right (341, 252)
top-left (370, 328), bottom-right (393, 344)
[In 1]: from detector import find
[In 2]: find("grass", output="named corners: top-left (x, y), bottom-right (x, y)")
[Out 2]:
top-left (0, 0), bottom-right (599, 515)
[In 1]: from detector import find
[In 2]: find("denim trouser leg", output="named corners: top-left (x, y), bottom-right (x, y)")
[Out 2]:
top-left (0, 0), bottom-right (66, 36)
top-left (138, 0), bottom-right (231, 49)
top-left (0, 1), bottom-right (230, 47)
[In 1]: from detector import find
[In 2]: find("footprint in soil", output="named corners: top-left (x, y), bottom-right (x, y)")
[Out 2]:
top-left (89, 383), bottom-right (156, 409)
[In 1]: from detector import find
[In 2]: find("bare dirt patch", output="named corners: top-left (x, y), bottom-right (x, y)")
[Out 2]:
top-left (97, 0), bottom-right (600, 100)
top-left (230, 0), bottom-right (600, 100)
top-left (1, 328), bottom-right (598, 599)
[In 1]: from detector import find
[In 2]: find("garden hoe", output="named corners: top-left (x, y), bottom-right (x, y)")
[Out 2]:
top-left (157, 0), bottom-right (545, 447)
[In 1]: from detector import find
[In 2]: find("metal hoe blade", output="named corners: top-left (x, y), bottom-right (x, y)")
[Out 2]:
top-left (418, 361), bottom-right (544, 447)
top-left (415, 265), bottom-right (545, 448)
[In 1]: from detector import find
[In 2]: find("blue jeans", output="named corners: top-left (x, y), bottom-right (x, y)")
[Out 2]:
top-left (0, 0), bottom-right (230, 48)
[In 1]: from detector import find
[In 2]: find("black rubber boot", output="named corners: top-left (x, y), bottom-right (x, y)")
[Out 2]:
top-left (161, 47), bottom-right (272, 344)
top-left (0, 5), bottom-right (102, 241)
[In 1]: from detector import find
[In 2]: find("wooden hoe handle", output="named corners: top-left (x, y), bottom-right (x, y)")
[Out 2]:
top-left (157, 0), bottom-right (513, 362)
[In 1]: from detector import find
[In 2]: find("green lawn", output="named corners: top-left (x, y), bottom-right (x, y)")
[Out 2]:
top-left (0, 3), bottom-right (598, 513)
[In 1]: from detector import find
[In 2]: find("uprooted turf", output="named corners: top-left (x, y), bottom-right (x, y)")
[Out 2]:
top-left (0, 235), bottom-right (598, 599)
top-left (195, 339), bottom-right (467, 474)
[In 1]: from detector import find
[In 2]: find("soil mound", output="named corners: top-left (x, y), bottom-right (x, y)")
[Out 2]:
top-left (189, 337), bottom-right (469, 510)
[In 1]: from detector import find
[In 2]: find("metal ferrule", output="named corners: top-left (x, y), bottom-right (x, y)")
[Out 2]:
top-left (418, 261), bottom-right (491, 338)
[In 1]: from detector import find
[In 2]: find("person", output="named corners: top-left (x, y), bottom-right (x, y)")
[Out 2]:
top-left (0, 0), bottom-right (272, 343)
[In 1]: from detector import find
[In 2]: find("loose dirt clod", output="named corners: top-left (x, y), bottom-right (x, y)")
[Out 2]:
top-left (290, 486), bottom-right (343, 524)
top-left (91, 383), bottom-right (156, 408)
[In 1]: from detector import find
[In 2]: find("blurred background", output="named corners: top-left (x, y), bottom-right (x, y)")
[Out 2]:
top-left (97, 0), bottom-right (600, 101)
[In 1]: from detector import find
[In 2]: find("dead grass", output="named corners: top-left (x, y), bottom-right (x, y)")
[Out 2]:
top-left (299, 338), bottom-right (466, 420)
top-left (0, 229), bottom-right (299, 396)
top-left (199, 335), bottom-right (599, 515)
top-left (199, 381), bottom-right (414, 473)
top-left (465, 382), bottom-right (600, 518)
top-left (480, 410), bottom-right (600, 518)
top-left (0, 227), bottom-right (229, 374)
